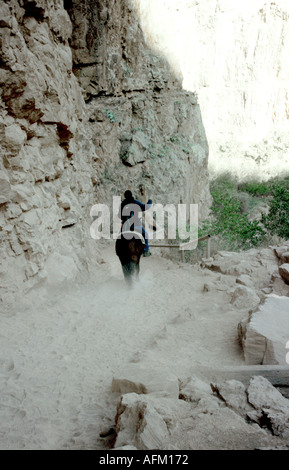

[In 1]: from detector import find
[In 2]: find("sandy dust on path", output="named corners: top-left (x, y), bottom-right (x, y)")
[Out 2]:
top-left (0, 244), bottom-right (246, 450)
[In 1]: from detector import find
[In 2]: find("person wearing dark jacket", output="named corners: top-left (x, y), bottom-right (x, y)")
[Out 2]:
top-left (118, 190), bottom-right (152, 256)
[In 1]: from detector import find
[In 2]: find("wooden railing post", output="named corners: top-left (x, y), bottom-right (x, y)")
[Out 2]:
top-left (149, 234), bottom-right (211, 262)
top-left (206, 235), bottom-right (211, 259)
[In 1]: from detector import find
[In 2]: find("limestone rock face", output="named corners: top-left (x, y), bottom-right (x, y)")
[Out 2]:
top-left (0, 0), bottom-right (98, 303)
top-left (133, 0), bottom-right (289, 181)
top-left (65, 0), bottom-right (211, 212)
top-left (0, 0), bottom-right (211, 303)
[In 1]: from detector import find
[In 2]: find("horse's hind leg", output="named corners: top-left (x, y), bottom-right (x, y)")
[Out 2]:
top-left (135, 261), bottom-right (140, 279)
top-left (122, 262), bottom-right (134, 285)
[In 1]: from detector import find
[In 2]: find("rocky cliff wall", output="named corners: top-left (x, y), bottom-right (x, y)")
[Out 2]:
top-left (134, 0), bottom-right (289, 181)
top-left (0, 0), bottom-right (98, 304)
top-left (65, 0), bottom-right (210, 210)
top-left (0, 0), bottom-right (210, 304)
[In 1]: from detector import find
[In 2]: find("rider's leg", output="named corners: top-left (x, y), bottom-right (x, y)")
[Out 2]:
top-left (141, 227), bottom-right (150, 253)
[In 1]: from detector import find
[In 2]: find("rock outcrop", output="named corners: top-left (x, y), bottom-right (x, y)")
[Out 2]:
top-left (65, 0), bottom-right (211, 211)
top-left (0, 0), bottom-right (96, 304)
top-left (0, 0), bottom-right (211, 304)
top-left (239, 294), bottom-right (289, 365)
top-left (212, 375), bottom-right (289, 439)
top-left (202, 245), bottom-right (289, 366)
top-left (111, 372), bottom-right (289, 449)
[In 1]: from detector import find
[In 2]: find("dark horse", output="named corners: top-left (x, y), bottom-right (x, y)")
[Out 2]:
top-left (115, 231), bottom-right (145, 284)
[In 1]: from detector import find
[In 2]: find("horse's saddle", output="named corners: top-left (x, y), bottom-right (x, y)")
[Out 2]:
top-left (117, 230), bottom-right (145, 245)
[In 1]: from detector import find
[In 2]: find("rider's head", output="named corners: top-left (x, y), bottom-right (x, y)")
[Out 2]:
top-left (124, 190), bottom-right (133, 200)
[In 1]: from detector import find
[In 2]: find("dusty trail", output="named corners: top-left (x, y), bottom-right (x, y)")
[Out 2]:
top-left (0, 245), bottom-right (246, 450)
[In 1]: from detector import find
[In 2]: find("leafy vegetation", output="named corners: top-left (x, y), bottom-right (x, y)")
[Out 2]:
top-left (105, 107), bottom-right (118, 123)
top-left (199, 179), bottom-right (266, 251)
top-left (159, 175), bottom-right (289, 263)
top-left (238, 181), bottom-right (272, 196)
top-left (261, 179), bottom-right (289, 239)
top-left (198, 175), bottom-right (289, 254)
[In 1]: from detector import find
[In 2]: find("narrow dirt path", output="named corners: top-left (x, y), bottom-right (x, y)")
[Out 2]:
top-left (0, 245), bottom-right (246, 450)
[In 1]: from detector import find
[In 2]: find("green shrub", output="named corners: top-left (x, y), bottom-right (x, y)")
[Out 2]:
top-left (238, 181), bottom-right (272, 196)
top-left (105, 107), bottom-right (118, 123)
top-left (175, 175), bottom-right (289, 260)
top-left (261, 182), bottom-right (289, 239)
top-left (204, 179), bottom-right (266, 251)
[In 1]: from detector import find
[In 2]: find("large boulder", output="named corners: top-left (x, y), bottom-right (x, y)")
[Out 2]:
top-left (230, 285), bottom-right (260, 310)
top-left (247, 376), bottom-right (289, 438)
top-left (113, 393), bottom-right (185, 450)
top-left (239, 294), bottom-right (289, 365)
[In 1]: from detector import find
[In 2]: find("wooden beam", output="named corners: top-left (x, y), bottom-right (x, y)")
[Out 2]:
top-left (193, 365), bottom-right (289, 387)
top-left (179, 234), bottom-right (210, 250)
top-left (149, 244), bottom-right (180, 248)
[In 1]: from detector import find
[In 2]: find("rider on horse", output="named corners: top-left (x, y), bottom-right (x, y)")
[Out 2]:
top-left (118, 190), bottom-right (152, 257)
